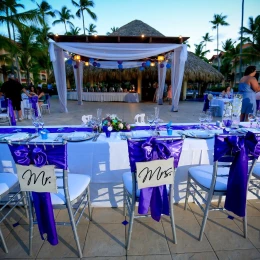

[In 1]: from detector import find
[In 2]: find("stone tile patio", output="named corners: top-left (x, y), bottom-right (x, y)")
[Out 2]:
top-left (1, 201), bottom-right (260, 259)
top-left (2, 98), bottom-right (260, 259)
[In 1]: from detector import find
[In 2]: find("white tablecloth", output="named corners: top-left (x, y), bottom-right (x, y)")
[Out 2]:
top-left (67, 92), bottom-right (139, 103)
top-left (210, 98), bottom-right (233, 117)
top-left (0, 124), bottom-right (257, 207)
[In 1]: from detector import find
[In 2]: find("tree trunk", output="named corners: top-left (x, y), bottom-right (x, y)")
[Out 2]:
top-left (26, 69), bottom-right (30, 87)
top-left (217, 25), bottom-right (220, 72)
top-left (82, 9), bottom-right (86, 35)
top-left (6, 8), bottom-right (15, 74)
top-left (65, 22), bottom-right (67, 33)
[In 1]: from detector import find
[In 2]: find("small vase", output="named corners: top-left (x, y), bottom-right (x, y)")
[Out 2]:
top-left (105, 131), bottom-right (111, 138)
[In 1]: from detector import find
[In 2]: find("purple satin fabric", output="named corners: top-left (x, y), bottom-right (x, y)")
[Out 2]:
top-left (29, 96), bottom-right (38, 117)
top-left (8, 143), bottom-right (68, 246)
top-left (8, 99), bottom-right (16, 126)
top-left (203, 94), bottom-right (209, 111)
top-left (214, 134), bottom-right (260, 217)
top-left (127, 137), bottom-right (184, 221)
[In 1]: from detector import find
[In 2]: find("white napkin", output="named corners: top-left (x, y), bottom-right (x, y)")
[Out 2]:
top-left (5, 133), bottom-right (29, 141)
top-left (132, 130), bottom-right (151, 138)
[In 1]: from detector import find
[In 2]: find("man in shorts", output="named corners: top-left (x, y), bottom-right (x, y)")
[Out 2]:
top-left (1, 74), bottom-right (30, 121)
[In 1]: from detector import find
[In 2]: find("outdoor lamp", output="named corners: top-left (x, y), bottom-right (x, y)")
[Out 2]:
top-left (157, 55), bottom-right (164, 62)
top-left (74, 55), bottom-right (81, 61)
top-left (85, 61), bottom-right (89, 66)
top-left (141, 34), bottom-right (145, 38)
top-left (150, 62), bottom-right (155, 67)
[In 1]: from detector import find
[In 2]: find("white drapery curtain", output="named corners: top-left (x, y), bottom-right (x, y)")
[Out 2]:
top-left (49, 44), bottom-right (68, 113)
top-left (49, 42), bottom-right (187, 113)
top-left (73, 61), bottom-right (84, 105)
top-left (171, 45), bottom-right (188, 112)
top-left (157, 61), bottom-right (167, 105)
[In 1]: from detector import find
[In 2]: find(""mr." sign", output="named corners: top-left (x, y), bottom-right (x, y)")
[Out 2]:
top-left (136, 158), bottom-right (174, 189)
top-left (16, 164), bottom-right (57, 193)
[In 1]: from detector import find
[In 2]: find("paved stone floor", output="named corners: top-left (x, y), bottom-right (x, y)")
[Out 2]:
top-left (17, 97), bottom-right (220, 127)
top-left (2, 98), bottom-right (260, 259)
top-left (0, 201), bottom-right (260, 259)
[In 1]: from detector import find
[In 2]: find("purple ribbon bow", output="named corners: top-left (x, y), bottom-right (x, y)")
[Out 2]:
top-left (127, 137), bottom-right (184, 221)
top-left (8, 144), bottom-right (68, 246)
top-left (214, 134), bottom-right (260, 217)
top-left (7, 99), bottom-right (16, 126)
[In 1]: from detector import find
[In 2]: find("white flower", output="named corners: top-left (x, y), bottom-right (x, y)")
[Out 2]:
top-left (118, 123), bottom-right (123, 129)
top-left (107, 126), bottom-right (113, 131)
top-left (110, 114), bottom-right (117, 120)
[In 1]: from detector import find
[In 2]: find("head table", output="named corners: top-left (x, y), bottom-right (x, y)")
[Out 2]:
top-left (0, 123), bottom-right (258, 207)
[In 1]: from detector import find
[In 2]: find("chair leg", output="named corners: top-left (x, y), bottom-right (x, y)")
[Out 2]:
top-left (217, 196), bottom-right (222, 208)
top-left (243, 212), bottom-right (247, 238)
top-left (123, 187), bottom-right (126, 217)
top-left (199, 193), bottom-right (213, 241)
top-left (184, 175), bottom-right (191, 210)
top-left (27, 192), bottom-right (34, 256)
top-left (126, 199), bottom-right (136, 250)
top-left (169, 188), bottom-right (177, 244)
top-left (0, 227), bottom-right (8, 253)
top-left (67, 202), bottom-right (83, 258)
top-left (87, 186), bottom-right (92, 221)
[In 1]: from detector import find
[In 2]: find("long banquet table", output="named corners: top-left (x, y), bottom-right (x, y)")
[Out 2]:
top-left (67, 92), bottom-right (140, 103)
top-left (0, 124), bottom-right (257, 207)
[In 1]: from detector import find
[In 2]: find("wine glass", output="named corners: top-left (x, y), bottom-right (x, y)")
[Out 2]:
top-left (248, 113), bottom-right (256, 128)
top-left (38, 116), bottom-right (44, 129)
top-left (206, 111), bottom-right (213, 126)
top-left (223, 116), bottom-right (232, 132)
top-left (32, 117), bottom-right (40, 135)
top-left (199, 113), bottom-right (207, 129)
top-left (146, 114), bottom-right (154, 133)
top-left (256, 110), bottom-right (260, 128)
top-left (90, 117), bottom-right (98, 133)
top-left (97, 108), bottom-right (102, 120)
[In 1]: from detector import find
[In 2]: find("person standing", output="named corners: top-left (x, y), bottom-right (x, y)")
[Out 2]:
top-left (239, 66), bottom-right (260, 122)
top-left (1, 74), bottom-right (30, 121)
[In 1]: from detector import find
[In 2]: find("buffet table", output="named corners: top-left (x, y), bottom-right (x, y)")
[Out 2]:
top-left (0, 124), bottom-right (257, 207)
top-left (67, 92), bottom-right (139, 103)
top-left (210, 98), bottom-right (233, 117)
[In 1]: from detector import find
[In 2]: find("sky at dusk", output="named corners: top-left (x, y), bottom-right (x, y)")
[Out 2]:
top-left (1, 0), bottom-right (259, 58)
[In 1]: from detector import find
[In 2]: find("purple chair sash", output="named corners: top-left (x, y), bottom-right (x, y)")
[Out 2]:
top-left (127, 137), bottom-right (184, 221)
top-left (214, 133), bottom-right (260, 217)
top-left (29, 96), bottom-right (39, 117)
top-left (7, 99), bottom-right (16, 126)
top-left (8, 144), bottom-right (68, 246)
top-left (203, 94), bottom-right (209, 111)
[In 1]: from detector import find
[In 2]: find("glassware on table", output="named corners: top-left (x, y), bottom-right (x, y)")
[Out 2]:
top-left (90, 117), bottom-right (99, 133)
top-left (248, 113), bottom-right (256, 128)
top-left (206, 111), bottom-right (213, 125)
top-left (32, 117), bottom-right (40, 135)
top-left (199, 113), bottom-right (207, 129)
top-left (146, 114), bottom-right (155, 133)
top-left (38, 116), bottom-right (44, 129)
top-left (256, 110), bottom-right (260, 128)
top-left (222, 116), bottom-right (233, 132)
top-left (97, 108), bottom-right (102, 120)
top-left (154, 107), bottom-right (160, 119)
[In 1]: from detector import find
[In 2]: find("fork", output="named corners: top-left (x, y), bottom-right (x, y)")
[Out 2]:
top-left (54, 134), bottom-right (63, 141)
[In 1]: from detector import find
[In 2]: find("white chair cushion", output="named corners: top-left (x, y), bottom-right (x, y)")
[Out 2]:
top-left (122, 172), bottom-right (170, 197)
top-left (51, 173), bottom-right (91, 205)
top-left (253, 165), bottom-right (260, 179)
top-left (189, 165), bottom-right (229, 191)
top-left (0, 173), bottom-right (18, 196)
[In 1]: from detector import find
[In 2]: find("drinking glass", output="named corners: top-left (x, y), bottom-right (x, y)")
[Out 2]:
top-left (199, 113), bottom-right (206, 129)
top-left (38, 116), bottom-right (44, 129)
top-left (146, 114), bottom-right (154, 132)
top-left (222, 116), bottom-right (232, 132)
top-left (90, 117), bottom-right (98, 133)
top-left (248, 113), bottom-right (256, 128)
top-left (154, 107), bottom-right (160, 120)
top-left (97, 108), bottom-right (102, 120)
top-left (32, 117), bottom-right (40, 135)
top-left (256, 110), bottom-right (260, 128)
top-left (206, 111), bottom-right (213, 125)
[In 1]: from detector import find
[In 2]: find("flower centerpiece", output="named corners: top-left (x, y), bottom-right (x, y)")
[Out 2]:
top-left (102, 114), bottom-right (131, 131)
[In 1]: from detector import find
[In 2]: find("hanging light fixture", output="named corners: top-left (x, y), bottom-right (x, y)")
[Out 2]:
top-left (74, 55), bottom-right (81, 61)
top-left (150, 62), bottom-right (155, 67)
top-left (85, 61), bottom-right (89, 66)
top-left (157, 55), bottom-right (164, 62)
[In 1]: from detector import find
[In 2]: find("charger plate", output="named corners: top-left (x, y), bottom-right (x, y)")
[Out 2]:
top-left (183, 130), bottom-right (214, 139)
top-left (62, 132), bottom-right (94, 142)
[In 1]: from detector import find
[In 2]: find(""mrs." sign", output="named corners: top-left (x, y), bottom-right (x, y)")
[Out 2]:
top-left (136, 158), bottom-right (174, 189)
top-left (16, 164), bottom-right (57, 193)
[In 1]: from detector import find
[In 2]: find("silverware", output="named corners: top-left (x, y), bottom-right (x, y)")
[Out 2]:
top-left (26, 135), bottom-right (38, 142)
top-left (54, 134), bottom-right (63, 141)
top-left (92, 133), bottom-right (100, 142)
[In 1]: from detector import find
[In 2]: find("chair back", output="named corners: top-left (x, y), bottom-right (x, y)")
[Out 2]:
top-left (127, 136), bottom-right (184, 189)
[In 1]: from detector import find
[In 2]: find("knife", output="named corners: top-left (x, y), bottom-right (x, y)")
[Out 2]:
top-left (26, 135), bottom-right (39, 142)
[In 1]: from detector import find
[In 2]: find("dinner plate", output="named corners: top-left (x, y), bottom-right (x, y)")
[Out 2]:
top-left (4, 133), bottom-right (30, 141)
top-left (62, 132), bottom-right (94, 142)
top-left (183, 130), bottom-right (214, 139)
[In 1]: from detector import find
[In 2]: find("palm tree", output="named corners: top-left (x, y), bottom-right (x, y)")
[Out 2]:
top-left (201, 32), bottom-right (213, 53)
top-left (65, 25), bottom-right (81, 35)
top-left (106, 26), bottom-right (119, 35)
top-left (210, 13), bottom-right (229, 71)
top-left (52, 6), bottom-right (74, 33)
top-left (71, 0), bottom-right (97, 35)
top-left (194, 43), bottom-right (209, 62)
top-left (240, 15), bottom-right (260, 44)
top-left (86, 23), bottom-right (97, 35)
top-left (36, 0), bottom-right (55, 25)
